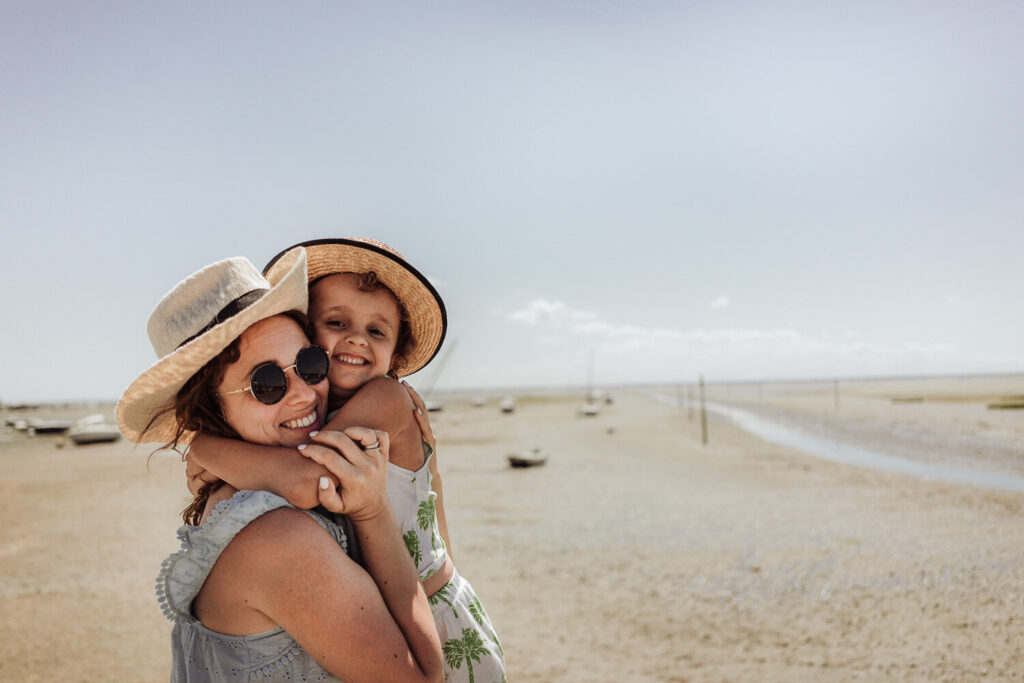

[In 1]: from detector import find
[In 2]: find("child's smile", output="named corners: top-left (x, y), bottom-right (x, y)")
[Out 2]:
top-left (308, 272), bottom-right (402, 403)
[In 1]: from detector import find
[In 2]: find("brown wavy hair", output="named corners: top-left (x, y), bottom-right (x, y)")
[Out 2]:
top-left (144, 310), bottom-right (309, 525)
top-left (173, 337), bottom-right (241, 526)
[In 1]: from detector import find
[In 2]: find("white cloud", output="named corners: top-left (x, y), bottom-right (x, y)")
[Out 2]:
top-left (498, 298), bottom-right (1024, 385)
top-left (507, 298), bottom-right (597, 325)
top-left (710, 295), bottom-right (731, 309)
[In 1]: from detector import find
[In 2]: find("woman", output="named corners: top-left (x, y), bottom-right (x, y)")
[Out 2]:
top-left (117, 247), bottom-right (444, 682)
top-left (181, 238), bottom-right (505, 683)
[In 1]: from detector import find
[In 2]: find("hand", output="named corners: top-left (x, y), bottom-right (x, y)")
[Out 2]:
top-left (402, 380), bottom-right (437, 451)
top-left (185, 453), bottom-right (223, 497)
top-left (298, 427), bottom-right (391, 521)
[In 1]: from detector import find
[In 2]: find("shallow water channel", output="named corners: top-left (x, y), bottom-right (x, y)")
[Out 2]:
top-left (650, 393), bottom-right (1024, 492)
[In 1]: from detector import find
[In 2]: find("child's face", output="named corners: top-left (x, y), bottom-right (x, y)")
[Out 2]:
top-left (308, 273), bottom-right (401, 402)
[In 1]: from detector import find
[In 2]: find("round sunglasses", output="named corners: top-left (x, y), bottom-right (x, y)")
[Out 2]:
top-left (216, 345), bottom-right (330, 405)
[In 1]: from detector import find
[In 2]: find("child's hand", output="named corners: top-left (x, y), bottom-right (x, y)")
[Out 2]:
top-left (298, 427), bottom-right (391, 521)
top-left (402, 380), bottom-right (437, 451)
top-left (185, 454), bottom-right (223, 497)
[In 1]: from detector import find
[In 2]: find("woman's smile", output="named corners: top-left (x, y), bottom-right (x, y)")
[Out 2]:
top-left (217, 316), bottom-right (329, 447)
top-left (281, 409), bottom-right (319, 430)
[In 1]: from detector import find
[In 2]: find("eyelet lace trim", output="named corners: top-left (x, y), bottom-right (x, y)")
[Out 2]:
top-left (248, 644), bottom-right (302, 680)
top-left (155, 490), bottom-right (349, 622)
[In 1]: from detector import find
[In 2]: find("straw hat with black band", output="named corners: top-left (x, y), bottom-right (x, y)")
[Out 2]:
top-left (263, 238), bottom-right (446, 378)
top-left (117, 247), bottom-right (309, 444)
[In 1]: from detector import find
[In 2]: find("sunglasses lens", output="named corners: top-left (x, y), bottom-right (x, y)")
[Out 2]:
top-left (296, 346), bottom-right (330, 385)
top-left (250, 364), bottom-right (288, 405)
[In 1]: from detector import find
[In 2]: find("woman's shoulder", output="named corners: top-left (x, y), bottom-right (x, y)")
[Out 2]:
top-left (156, 491), bottom-right (342, 622)
top-left (230, 504), bottom-right (339, 557)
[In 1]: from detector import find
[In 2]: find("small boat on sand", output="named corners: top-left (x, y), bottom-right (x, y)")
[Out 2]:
top-left (500, 396), bottom-right (516, 414)
top-left (69, 414), bottom-right (122, 445)
top-left (507, 448), bottom-right (547, 469)
top-left (27, 419), bottom-right (73, 435)
top-left (987, 396), bottom-right (1024, 410)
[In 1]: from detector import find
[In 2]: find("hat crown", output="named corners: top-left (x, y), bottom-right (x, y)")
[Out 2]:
top-left (147, 257), bottom-right (270, 359)
top-left (263, 238), bottom-right (446, 377)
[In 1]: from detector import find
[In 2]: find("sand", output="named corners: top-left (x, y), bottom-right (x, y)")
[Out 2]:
top-left (1, 377), bottom-right (1023, 681)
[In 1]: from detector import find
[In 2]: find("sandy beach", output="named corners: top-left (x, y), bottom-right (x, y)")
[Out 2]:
top-left (2, 376), bottom-right (1023, 681)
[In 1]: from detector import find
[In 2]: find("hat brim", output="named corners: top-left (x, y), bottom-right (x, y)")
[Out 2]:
top-left (116, 248), bottom-right (309, 444)
top-left (264, 239), bottom-right (446, 377)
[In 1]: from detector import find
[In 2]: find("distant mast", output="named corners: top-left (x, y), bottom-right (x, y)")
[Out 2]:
top-left (579, 348), bottom-right (599, 416)
top-left (422, 339), bottom-right (457, 412)
top-left (587, 348), bottom-right (594, 401)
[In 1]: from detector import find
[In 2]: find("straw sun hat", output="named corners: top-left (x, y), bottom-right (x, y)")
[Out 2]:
top-left (263, 238), bottom-right (447, 378)
top-left (116, 247), bottom-right (309, 444)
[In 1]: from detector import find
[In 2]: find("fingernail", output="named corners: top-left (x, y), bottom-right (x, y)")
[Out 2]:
top-left (298, 444), bottom-right (307, 451)
top-left (319, 477), bottom-right (330, 490)
top-left (309, 430), bottom-right (319, 437)
top-left (402, 380), bottom-right (408, 386)
top-left (416, 408), bottom-right (423, 416)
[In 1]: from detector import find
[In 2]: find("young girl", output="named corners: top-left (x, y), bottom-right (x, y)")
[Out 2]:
top-left (187, 238), bottom-right (506, 683)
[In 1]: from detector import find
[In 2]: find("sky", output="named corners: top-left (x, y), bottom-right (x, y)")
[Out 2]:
top-left (2, 0), bottom-right (1023, 403)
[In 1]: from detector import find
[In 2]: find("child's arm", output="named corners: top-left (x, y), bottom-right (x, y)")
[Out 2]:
top-left (188, 433), bottom-right (337, 510)
top-left (401, 381), bottom-right (436, 453)
top-left (186, 380), bottom-right (437, 509)
top-left (326, 377), bottom-right (422, 471)
top-left (202, 482), bottom-right (239, 519)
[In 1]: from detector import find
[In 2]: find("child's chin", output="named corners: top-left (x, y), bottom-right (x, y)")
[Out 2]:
top-left (330, 375), bottom-right (366, 391)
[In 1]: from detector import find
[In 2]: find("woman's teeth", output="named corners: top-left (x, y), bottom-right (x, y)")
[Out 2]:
top-left (338, 357), bottom-right (367, 366)
top-left (283, 412), bottom-right (317, 429)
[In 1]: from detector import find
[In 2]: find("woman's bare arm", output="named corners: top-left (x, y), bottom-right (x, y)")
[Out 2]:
top-left (284, 427), bottom-right (444, 681)
top-left (226, 507), bottom-right (443, 682)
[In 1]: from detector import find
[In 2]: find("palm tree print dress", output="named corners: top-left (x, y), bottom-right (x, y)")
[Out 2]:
top-left (386, 444), bottom-right (507, 683)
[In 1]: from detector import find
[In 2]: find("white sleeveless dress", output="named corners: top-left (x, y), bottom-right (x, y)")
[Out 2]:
top-left (387, 444), bottom-right (506, 683)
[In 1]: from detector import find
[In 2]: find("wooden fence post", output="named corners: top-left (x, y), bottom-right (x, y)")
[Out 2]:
top-left (699, 375), bottom-right (708, 445)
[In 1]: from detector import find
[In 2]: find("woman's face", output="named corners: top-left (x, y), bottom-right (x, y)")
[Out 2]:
top-left (216, 315), bottom-right (328, 447)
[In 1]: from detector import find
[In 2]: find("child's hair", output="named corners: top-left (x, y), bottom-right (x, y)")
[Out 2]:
top-left (144, 310), bottom-right (310, 525)
top-left (311, 271), bottom-right (414, 377)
